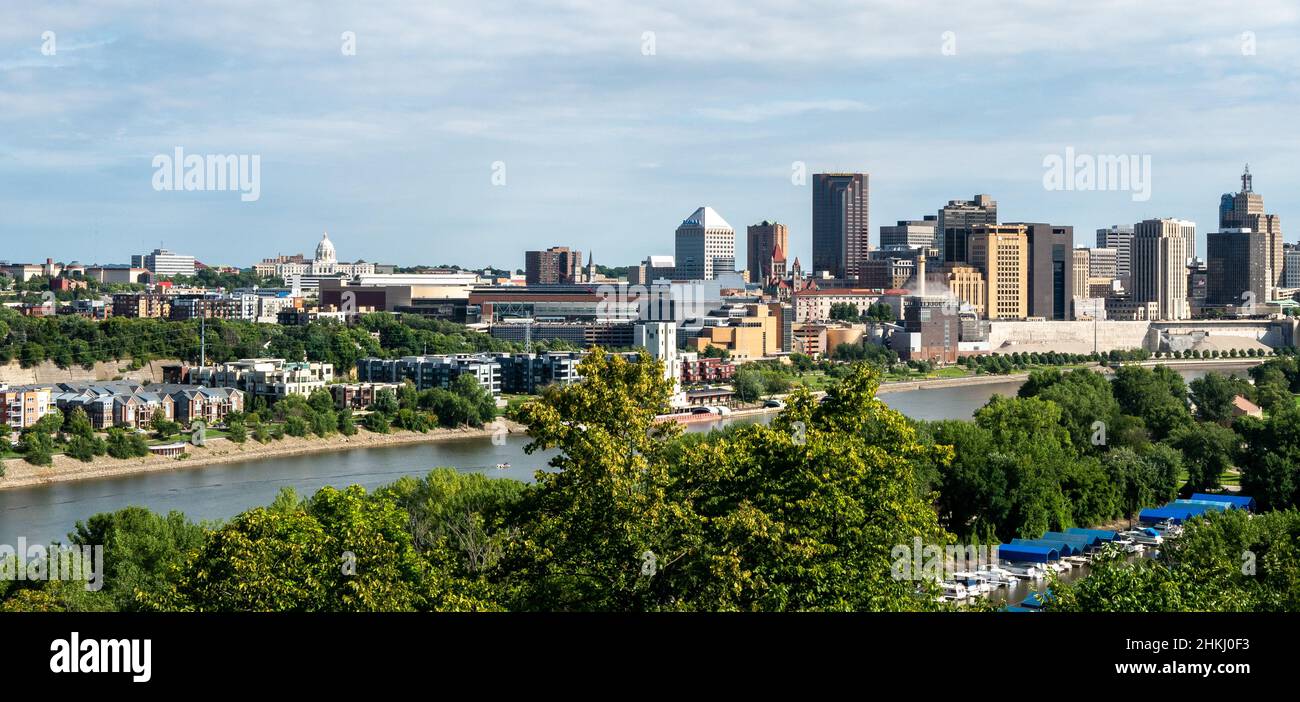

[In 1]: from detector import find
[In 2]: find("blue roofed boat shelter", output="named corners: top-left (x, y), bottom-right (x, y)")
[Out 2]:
top-left (1191, 493), bottom-right (1256, 511)
top-left (1066, 528), bottom-right (1117, 542)
top-left (1043, 531), bottom-right (1101, 549)
top-left (1011, 538), bottom-right (1081, 556)
top-left (996, 544), bottom-right (1059, 563)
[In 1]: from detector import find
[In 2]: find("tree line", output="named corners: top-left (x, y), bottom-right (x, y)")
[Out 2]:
top-left (3, 353), bottom-right (1296, 612)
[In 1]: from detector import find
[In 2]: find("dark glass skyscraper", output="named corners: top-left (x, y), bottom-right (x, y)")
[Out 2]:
top-left (812, 173), bottom-right (869, 280)
top-left (937, 195), bottom-right (997, 264)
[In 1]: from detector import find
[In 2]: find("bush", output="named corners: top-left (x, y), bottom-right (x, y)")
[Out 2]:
top-left (364, 412), bottom-right (391, 434)
top-left (106, 428), bottom-right (150, 459)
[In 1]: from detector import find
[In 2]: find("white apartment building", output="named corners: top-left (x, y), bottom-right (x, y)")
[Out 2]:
top-left (191, 358), bottom-right (334, 400)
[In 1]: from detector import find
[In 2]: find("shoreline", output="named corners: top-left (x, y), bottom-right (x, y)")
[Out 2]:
top-left (0, 357), bottom-right (1268, 491)
top-left (0, 420), bottom-right (528, 492)
top-left (874, 358), bottom-right (1264, 395)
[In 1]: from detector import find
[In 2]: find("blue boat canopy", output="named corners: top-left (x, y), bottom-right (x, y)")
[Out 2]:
top-left (1191, 493), bottom-right (1256, 511)
top-left (1011, 538), bottom-right (1080, 556)
top-left (1043, 531), bottom-right (1101, 548)
top-left (1066, 528), bottom-right (1117, 542)
top-left (996, 544), bottom-right (1059, 563)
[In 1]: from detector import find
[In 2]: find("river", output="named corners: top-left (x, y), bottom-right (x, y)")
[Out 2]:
top-left (0, 366), bottom-right (1241, 544)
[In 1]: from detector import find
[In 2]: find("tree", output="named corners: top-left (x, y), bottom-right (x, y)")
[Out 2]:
top-left (1111, 365), bottom-right (1192, 440)
top-left (507, 355), bottom-right (952, 611)
top-left (732, 368), bottom-right (765, 403)
top-left (106, 428), bottom-right (149, 459)
top-left (699, 345), bottom-right (730, 360)
top-left (157, 485), bottom-right (478, 611)
top-left (376, 469), bottom-right (528, 607)
top-left (226, 419), bottom-right (248, 444)
top-left (65, 407), bottom-right (94, 440)
top-left (1051, 509), bottom-right (1300, 612)
top-left (828, 302), bottom-right (860, 322)
top-left (1189, 372), bottom-right (1254, 424)
top-left (1167, 422), bottom-right (1238, 493)
top-left (337, 409), bottom-right (358, 436)
top-left (372, 389), bottom-right (400, 416)
top-left (21, 428), bottom-right (54, 466)
top-left (363, 412), bottom-right (390, 434)
top-left (1236, 405), bottom-right (1300, 510)
top-left (504, 349), bottom-right (687, 611)
top-left (1020, 369), bottom-right (1119, 452)
top-left (69, 507), bottom-right (208, 611)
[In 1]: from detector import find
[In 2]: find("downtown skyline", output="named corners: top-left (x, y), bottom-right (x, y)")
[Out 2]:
top-left (3, 1), bottom-right (1300, 268)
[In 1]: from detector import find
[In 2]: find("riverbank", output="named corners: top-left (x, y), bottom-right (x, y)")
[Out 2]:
top-left (874, 357), bottom-right (1265, 395)
top-left (0, 420), bottom-right (528, 491)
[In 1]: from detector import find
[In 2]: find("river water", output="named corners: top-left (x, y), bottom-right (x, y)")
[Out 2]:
top-left (0, 367), bottom-right (1234, 544)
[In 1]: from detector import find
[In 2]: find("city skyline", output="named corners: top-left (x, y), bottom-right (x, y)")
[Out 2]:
top-left (3, 2), bottom-right (1299, 268)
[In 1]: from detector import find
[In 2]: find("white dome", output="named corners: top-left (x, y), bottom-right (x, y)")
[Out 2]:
top-left (315, 231), bottom-right (337, 263)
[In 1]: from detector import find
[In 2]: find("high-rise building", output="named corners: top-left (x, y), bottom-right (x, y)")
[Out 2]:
top-left (1015, 223), bottom-right (1074, 320)
top-left (1072, 248), bottom-right (1091, 299)
top-left (1206, 228), bottom-right (1272, 308)
top-left (1132, 218), bottom-right (1193, 320)
top-left (968, 224), bottom-right (1029, 320)
top-left (746, 221), bottom-right (789, 282)
top-left (131, 248), bottom-right (196, 277)
top-left (812, 173), bottom-right (869, 280)
top-left (675, 206), bottom-right (735, 280)
top-left (1220, 165), bottom-right (1283, 289)
top-left (1095, 225), bottom-right (1134, 284)
top-left (938, 195), bottom-right (997, 263)
top-left (1284, 244), bottom-right (1300, 289)
top-left (525, 247), bottom-right (583, 285)
top-left (1089, 247), bottom-right (1119, 280)
top-left (879, 217), bottom-right (937, 249)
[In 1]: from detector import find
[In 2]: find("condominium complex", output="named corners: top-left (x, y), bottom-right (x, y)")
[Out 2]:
top-left (189, 358), bottom-right (334, 400)
top-left (812, 173), bottom-right (870, 280)
top-left (525, 246), bottom-right (585, 285)
top-left (1, 386), bottom-right (54, 430)
top-left (675, 206), bottom-right (736, 280)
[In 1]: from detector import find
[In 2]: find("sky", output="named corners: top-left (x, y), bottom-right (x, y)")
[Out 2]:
top-left (2, 0), bottom-right (1299, 271)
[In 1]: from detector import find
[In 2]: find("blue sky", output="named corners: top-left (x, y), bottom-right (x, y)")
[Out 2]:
top-left (2, 0), bottom-right (1298, 270)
